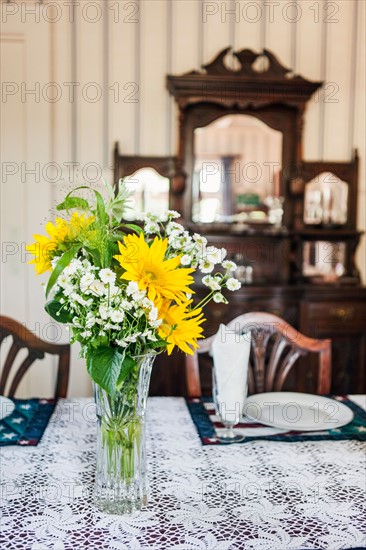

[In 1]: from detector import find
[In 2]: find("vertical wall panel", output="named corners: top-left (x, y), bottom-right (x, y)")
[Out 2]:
top-left (172, 1), bottom-right (200, 72)
top-left (234, 1), bottom-right (262, 52)
top-left (296, 2), bottom-right (323, 160)
top-left (202, 0), bottom-right (231, 64)
top-left (110, 0), bottom-right (139, 156)
top-left (323, 1), bottom-right (354, 160)
top-left (264, 2), bottom-right (293, 67)
top-left (0, 37), bottom-right (27, 324)
top-left (23, 16), bottom-right (56, 398)
top-left (76, 0), bottom-right (104, 174)
top-left (0, 6), bottom-right (55, 397)
top-left (139, 0), bottom-right (168, 154)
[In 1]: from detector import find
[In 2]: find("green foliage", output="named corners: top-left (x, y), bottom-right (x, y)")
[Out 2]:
top-left (116, 354), bottom-right (137, 390)
top-left (56, 196), bottom-right (90, 212)
top-left (46, 244), bottom-right (81, 297)
top-left (86, 346), bottom-right (125, 396)
top-left (45, 298), bottom-right (73, 324)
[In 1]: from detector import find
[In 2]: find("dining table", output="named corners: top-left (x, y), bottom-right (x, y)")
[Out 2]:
top-left (1, 395), bottom-right (365, 550)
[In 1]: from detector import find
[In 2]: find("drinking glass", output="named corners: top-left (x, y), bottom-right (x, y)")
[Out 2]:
top-left (212, 367), bottom-right (248, 443)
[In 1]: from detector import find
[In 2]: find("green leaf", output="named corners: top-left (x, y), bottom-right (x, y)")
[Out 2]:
top-left (111, 231), bottom-right (127, 242)
top-left (122, 223), bottom-right (143, 235)
top-left (45, 244), bottom-right (81, 298)
top-left (45, 299), bottom-right (73, 323)
top-left (56, 196), bottom-right (90, 212)
top-left (110, 200), bottom-right (127, 223)
top-left (86, 346), bottom-right (124, 395)
top-left (116, 354), bottom-right (136, 390)
top-left (93, 189), bottom-right (108, 224)
top-left (103, 179), bottom-right (115, 200)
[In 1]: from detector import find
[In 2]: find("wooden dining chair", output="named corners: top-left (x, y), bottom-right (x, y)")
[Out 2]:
top-left (186, 312), bottom-right (332, 397)
top-left (0, 315), bottom-right (70, 398)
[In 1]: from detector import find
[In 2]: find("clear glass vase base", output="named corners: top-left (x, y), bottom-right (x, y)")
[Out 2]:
top-left (94, 490), bottom-right (148, 514)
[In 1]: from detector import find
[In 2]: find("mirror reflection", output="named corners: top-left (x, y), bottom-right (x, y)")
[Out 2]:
top-left (304, 172), bottom-right (348, 226)
top-left (192, 114), bottom-right (282, 224)
top-left (124, 168), bottom-right (169, 220)
top-left (302, 241), bottom-right (346, 281)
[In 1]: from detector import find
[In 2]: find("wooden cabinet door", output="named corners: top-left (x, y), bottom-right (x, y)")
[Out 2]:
top-left (300, 301), bottom-right (366, 394)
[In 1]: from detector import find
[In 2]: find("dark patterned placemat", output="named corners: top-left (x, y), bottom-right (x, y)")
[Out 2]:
top-left (186, 395), bottom-right (366, 445)
top-left (0, 398), bottom-right (56, 446)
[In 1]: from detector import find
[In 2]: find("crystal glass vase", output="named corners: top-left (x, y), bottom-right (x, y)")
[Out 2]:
top-left (93, 352), bottom-right (156, 514)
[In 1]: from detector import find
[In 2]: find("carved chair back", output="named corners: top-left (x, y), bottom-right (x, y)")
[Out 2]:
top-left (186, 312), bottom-right (331, 397)
top-left (0, 316), bottom-right (70, 398)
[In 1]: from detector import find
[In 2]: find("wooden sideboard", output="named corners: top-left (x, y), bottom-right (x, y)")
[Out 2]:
top-left (150, 284), bottom-right (366, 397)
top-left (115, 47), bottom-right (366, 397)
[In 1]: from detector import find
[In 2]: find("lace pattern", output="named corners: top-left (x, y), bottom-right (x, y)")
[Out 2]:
top-left (1, 397), bottom-right (365, 549)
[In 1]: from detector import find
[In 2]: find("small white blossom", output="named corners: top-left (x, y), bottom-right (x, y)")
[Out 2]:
top-left (58, 274), bottom-right (71, 288)
top-left (115, 339), bottom-right (128, 347)
top-left (145, 221), bottom-right (160, 234)
top-left (167, 210), bottom-right (180, 219)
top-left (148, 306), bottom-right (159, 321)
top-left (144, 330), bottom-right (158, 341)
top-left (193, 233), bottom-right (207, 246)
top-left (180, 254), bottom-right (192, 266)
top-left (213, 292), bottom-right (227, 304)
top-left (110, 310), bottom-right (125, 323)
top-left (120, 299), bottom-right (133, 311)
top-left (226, 278), bottom-right (241, 291)
top-left (85, 313), bottom-right (97, 328)
top-left (168, 235), bottom-right (182, 249)
top-left (63, 284), bottom-right (74, 297)
top-left (199, 260), bottom-right (215, 274)
top-left (205, 246), bottom-right (227, 265)
top-left (125, 334), bottom-right (141, 343)
top-left (64, 259), bottom-right (82, 276)
top-left (202, 275), bottom-right (221, 291)
top-left (99, 304), bottom-right (110, 320)
top-left (80, 273), bottom-right (95, 293)
top-left (166, 222), bottom-right (185, 235)
top-left (71, 292), bottom-right (90, 306)
top-left (222, 260), bottom-right (237, 271)
top-left (126, 281), bottom-right (139, 296)
top-left (88, 281), bottom-right (106, 296)
top-left (149, 318), bottom-right (163, 328)
top-left (109, 284), bottom-right (120, 297)
top-left (99, 268), bottom-right (116, 285)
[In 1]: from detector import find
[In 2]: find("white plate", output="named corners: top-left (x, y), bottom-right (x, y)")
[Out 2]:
top-left (244, 392), bottom-right (354, 431)
top-left (0, 396), bottom-right (15, 421)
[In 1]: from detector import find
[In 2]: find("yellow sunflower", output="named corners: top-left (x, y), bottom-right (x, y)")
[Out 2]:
top-left (157, 299), bottom-right (205, 355)
top-left (26, 218), bottom-right (70, 275)
top-left (26, 213), bottom-right (94, 275)
top-left (68, 212), bottom-right (95, 239)
top-left (114, 233), bottom-right (195, 303)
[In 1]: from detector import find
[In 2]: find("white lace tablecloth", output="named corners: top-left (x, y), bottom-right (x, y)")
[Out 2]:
top-left (1, 396), bottom-right (366, 550)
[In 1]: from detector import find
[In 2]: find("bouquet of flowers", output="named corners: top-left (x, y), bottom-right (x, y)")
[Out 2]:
top-left (27, 180), bottom-right (241, 513)
top-left (27, 181), bottom-right (241, 396)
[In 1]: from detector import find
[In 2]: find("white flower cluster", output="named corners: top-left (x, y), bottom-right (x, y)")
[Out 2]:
top-left (52, 258), bottom-right (161, 353)
top-left (141, 211), bottom-right (242, 303)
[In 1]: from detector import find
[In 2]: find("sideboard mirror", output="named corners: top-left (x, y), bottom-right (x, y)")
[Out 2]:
top-left (192, 113), bottom-right (283, 224)
top-left (167, 47), bottom-right (322, 229)
top-left (113, 142), bottom-right (177, 219)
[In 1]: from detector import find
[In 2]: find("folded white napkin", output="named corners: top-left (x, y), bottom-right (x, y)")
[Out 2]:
top-left (211, 324), bottom-right (251, 424)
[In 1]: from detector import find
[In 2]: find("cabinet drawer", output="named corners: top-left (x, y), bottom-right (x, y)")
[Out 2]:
top-left (301, 301), bottom-right (366, 330)
top-left (203, 301), bottom-right (298, 336)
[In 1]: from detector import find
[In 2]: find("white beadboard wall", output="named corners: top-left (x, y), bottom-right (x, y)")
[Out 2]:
top-left (0, 0), bottom-right (365, 397)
